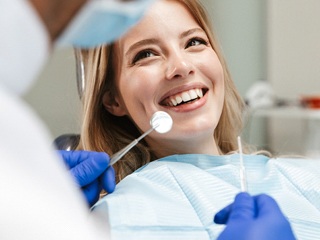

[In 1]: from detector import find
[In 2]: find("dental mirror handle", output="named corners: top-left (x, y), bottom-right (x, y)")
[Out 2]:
top-left (109, 125), bottom-right (157, 166)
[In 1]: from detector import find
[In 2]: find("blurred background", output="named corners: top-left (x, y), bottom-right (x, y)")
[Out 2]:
top-left (23, 0), bottom-right (320, 157)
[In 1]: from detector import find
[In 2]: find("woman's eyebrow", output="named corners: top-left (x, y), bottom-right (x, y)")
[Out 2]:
top-left (180, 27), bottom-right (205, 39)
top-left (125, 38), bottom-right (159, 57)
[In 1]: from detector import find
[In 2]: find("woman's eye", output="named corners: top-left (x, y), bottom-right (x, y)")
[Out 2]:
top-left (186, 38), bottom-right (208, 48)
top-left (132, 50), bottom-right (155, 64)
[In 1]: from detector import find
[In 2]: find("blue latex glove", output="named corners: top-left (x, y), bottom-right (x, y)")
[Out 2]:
top-left (58, 150), bottom-right (115, 207)
top-left (214, 192), bottom-right (296, 240)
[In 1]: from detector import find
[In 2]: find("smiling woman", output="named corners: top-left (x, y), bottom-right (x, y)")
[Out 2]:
top-left (77, 0), bottom-right (244, 180)
top-left (75, 0), bottom-right (320, 239)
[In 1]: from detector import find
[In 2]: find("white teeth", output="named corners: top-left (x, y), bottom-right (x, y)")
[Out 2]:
top-left (189, 89), bottom-right (198, 99)
top-left (168, 88), bottom-right (204, 106)
top-left (197, 89), bottom-right (203, 97)
top-left (181, 92), bottom-right (191, 102)
top-left (171, 98), bottom-right (177, 106)
top-left (175, 96), bottom-right (183, 105)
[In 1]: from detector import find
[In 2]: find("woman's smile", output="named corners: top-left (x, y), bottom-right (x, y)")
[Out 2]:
top-left (162, 88), bottom-right (205, 107)
top-left (159, 84), bottom-right (209, 112)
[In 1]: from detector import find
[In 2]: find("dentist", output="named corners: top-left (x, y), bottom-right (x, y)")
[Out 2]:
top-left (0, 0), bottom-right (155, 239)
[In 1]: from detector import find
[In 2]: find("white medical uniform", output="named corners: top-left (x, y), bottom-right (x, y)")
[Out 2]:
top-left (0, 0), bottom-right (109, 239)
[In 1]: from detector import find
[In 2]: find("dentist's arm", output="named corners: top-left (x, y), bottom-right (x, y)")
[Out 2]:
top-left (214, 192), bottom-right (296, 240)
top-left (58, 150), bottom-right (116, 206)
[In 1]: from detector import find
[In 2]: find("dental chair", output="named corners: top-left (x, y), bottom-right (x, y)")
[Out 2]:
top-left (53, 133), bottom-right (80, 151)
top-left (53, 49), bottom-right (84, 151)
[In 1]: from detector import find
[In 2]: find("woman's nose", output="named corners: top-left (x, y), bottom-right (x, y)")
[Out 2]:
top-left (165, 52), bottom-right (193, 80)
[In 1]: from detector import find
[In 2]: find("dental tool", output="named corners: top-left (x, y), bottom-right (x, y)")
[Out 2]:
top-left (237, 136), bottom-right (248, 192)
top-left (109, 111), bottom-right (173, 166)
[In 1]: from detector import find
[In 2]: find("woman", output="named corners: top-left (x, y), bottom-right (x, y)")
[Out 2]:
top-left (77, 0), bottom-right (320, 239)
top-left (78, 0), bottom-right (245, 182)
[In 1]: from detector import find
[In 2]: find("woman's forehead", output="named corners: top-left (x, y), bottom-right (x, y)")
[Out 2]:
top-left (117, 0), bottom-right (200, 53)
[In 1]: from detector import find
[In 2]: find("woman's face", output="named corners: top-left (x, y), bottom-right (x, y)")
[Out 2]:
top-left (108, 0), bottom-right (225, 156)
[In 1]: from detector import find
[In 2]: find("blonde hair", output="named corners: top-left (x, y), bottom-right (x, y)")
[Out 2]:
top-left (76, 0), bottom-right (246, 182)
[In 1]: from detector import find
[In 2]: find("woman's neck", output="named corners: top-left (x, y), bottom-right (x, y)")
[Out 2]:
top-left (148, 135), bottom-right (221, 159)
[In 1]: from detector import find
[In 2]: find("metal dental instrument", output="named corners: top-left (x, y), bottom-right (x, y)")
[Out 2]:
top-left (109, 111), bottom-right (173, 166)
top-left (237, 136), bottom-right (248, 192)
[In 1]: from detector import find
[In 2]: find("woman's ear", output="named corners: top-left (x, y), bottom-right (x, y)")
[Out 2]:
top-left (102, 91), bottom-right (127, 116)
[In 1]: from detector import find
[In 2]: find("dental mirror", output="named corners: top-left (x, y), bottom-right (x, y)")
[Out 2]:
top-left (150, 111), bottom-right (173, 134)
top-left (109, 111), bottom-right (173, 166)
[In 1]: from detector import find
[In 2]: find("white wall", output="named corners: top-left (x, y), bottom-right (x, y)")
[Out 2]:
top-left (267, 0), bottom-right (320, 155)
top-left (201, 0), bottom-right (268, 147)
top-left (267, 0), bottom-right (320, 98)
top-left (202, 0), bottom-right (267, 95)
top-left (23, 48), bottom-right (81, 140)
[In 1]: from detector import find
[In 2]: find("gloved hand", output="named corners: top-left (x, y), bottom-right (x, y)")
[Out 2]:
top-left (214, 192), bottom-right (296, 240)
top-left (58, 150), bottom-right (115, 207)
